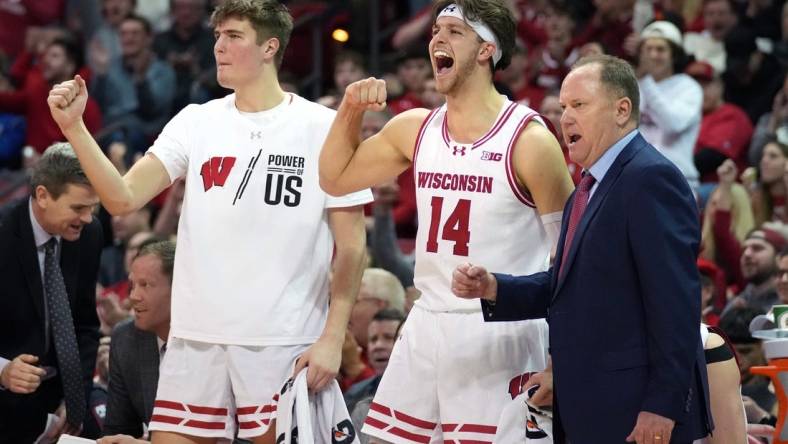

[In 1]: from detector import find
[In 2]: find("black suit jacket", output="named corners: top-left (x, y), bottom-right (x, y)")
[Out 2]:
top-left (0, 198), bottom-right (102, 443)
top-left (103, 319), bottom-right (159, 437)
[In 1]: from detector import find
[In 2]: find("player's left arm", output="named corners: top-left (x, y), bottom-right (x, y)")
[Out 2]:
top-left (294, 205), bottom-right (367, 392)
top-left (513, 120), bottom-right (575, 251)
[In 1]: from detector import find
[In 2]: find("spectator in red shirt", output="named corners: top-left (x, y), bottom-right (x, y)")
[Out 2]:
top-left (387, 49), bottom-right (430, 115)
top-left (0, 35), bottom-right (102, 155)
top-left (688, 60), bottom-right (754, 183)
top-left (496, 44), bottom-right (545, 110)
top-left (533, 3), bottom-right (579, 92)
top-left (0, 0), bottom-right (64, 61)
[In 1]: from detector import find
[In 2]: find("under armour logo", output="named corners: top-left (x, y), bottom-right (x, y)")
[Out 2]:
top-left (452, 145), bottom-right (466, 156)
top-left (443, 5), bottom-right (457, 13)
top-left (250, 131), bottom-right (262, 140)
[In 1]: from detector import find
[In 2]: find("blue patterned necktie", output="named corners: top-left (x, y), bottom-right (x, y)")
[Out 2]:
top-left (44, 238), bottom-right (85, 428)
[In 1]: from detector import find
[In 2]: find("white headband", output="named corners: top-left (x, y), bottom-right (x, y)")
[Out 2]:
top-left (438, 4), bottom-right (502, 66)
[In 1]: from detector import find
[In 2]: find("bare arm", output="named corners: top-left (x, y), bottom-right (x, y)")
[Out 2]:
top-left (324, 205), bottom-right (368, 344)
top-left (292, 205), bottom-right (367, 391)
top-left (514, 121), bottom-right (575, 215)
top-left (513, 121), bottom-right (574, 252)
top-left (705, 333), bottom-right (747, 444)
top-left (48, 75), bottom-right (170, 215)
top-left (319, 77), bottom-right (426, 196)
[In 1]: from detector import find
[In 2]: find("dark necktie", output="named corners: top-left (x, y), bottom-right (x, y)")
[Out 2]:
top-left (558, 173), bottom-right (596, 278)
top-left (44, 238), bottom-right (85, 428)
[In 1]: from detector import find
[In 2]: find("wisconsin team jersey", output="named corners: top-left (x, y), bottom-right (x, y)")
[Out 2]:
top-left (148, 93), bottom-right (372, 345)
top-left (413, 98), bottom-right (551, 312)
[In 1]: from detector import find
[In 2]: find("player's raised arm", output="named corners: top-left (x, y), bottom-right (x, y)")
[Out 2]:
top-left (319, 77), bottom-right (427, 196)
top-left (48, 75), bottom-right (170, 215)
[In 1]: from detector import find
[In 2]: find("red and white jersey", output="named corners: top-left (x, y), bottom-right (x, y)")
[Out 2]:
top-left (413, 98), bottom-right (551, 312)
top-left (148, 93), bottom-right (372, 345)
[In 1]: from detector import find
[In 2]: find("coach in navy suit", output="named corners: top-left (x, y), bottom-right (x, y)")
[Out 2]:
top-left (452, 55), bottom-right (712, 443)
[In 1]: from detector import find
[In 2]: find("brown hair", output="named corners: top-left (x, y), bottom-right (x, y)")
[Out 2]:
top-left (211, 0), bottom-right (293, 69)
top-left (431, 0), bottom-right (516, 72)
top-left (572, 55), bottom-right (641, 124)
top-left (135, 240), bottom-right (176, 282)
top-left (30, 143), bottom-right (91, 199)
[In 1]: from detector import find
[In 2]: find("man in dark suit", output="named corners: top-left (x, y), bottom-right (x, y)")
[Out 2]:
top-left (0, 143), bottom-right (102, 443)
top-left (452, 55), bottom-right (713, 443)
top-left (100, 240), bottom-right (174, 442)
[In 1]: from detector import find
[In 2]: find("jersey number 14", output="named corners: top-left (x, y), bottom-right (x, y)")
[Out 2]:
top-left (426, 197), bottom-right (471, 256)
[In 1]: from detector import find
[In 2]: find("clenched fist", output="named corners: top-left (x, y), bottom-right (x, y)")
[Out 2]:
top-left (47, 74), bottom-right (89, 132)
top-left (0, 354), bottom-right (46, 394)
top-left (452, 263), bottom-right (497, 301)
top-left (343, 77), bottom-right (387, 112)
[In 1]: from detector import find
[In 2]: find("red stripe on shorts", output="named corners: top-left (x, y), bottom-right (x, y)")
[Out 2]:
top-left (456, 440), bottom-right (491, 444)
top-left (389, 426), bottom-right (431, 444)
top-left (458, 424), bottom-right (497, 434)
top-left (369, 402), bottom-right (393, 417)
top-left (364, 416), bottom-right (388, 430)
top-left (393, 410), bottom-right (438, 430)
top-left (239, 421), bottom-right (262, 429)
top-left (154, 400), bottom-right (186, 411)
top-left (236, 406), bottom-right (258, 415)
top-left (187, 404), bottom-right (228, 416)
top-left (184, 419), bottom-right (226, 430)
top-left (150, 414), bottom-right (184, 425)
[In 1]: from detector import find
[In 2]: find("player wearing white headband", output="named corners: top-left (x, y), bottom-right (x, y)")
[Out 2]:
top-left (320, 0), bottom-right (574, 442)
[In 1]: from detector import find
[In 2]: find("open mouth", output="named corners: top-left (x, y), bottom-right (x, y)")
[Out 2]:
top-left (434, 50), bottom-right (454, 75)
top-left (567, 133), bottom-right (582, 145)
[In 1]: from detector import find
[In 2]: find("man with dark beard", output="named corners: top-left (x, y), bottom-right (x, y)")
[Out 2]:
top-left (722, 226), bottom-right (786, 315)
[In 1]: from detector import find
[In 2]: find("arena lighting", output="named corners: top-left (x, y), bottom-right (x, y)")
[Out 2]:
top-left (332, 28), bottom-right (349, 43)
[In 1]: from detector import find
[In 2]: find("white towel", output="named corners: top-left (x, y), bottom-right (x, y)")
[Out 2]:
top-left (494, 384), bottom-right (553, 443)
top-left (275, 368), bottom-right (360, 443)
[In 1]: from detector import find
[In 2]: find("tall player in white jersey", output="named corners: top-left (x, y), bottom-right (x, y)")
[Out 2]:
top-left (319, 1), bottom-right (574, 442)
top-left (47, 1), bottom-right (370, 443)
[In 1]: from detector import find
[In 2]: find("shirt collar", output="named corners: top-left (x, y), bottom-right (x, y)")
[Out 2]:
top-left (28, 198), bottom-right (60, 249)
top-left (587, 129), bottom-right (639, 183)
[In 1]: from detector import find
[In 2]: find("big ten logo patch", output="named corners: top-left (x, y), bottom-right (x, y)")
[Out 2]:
top-left (481, 151), bottom-right (503, 161)
top-left (507, 372), bottom-right (537, 400)
top-left (265, 154), bottom-right (305, 207)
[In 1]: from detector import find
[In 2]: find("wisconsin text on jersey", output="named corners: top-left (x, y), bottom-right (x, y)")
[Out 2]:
top-left (417, 171), bottom-right (494, 194)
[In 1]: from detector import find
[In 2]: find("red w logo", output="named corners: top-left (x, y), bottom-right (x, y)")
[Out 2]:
top-left (200, 157), bottom-right (236, 191)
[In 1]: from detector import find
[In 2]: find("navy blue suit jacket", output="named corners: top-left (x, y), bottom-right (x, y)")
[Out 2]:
top-left (484, 134), bottom-right (712, 443)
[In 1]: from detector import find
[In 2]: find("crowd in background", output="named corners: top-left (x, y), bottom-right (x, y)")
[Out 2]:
top-left (2, 0), bottom-right (788, 441)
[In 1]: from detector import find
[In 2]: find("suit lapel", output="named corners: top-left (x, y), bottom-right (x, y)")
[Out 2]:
top-left (553, 135), bottom-right (646, 298)
top-left (16, 203), bottom-right (45, 321)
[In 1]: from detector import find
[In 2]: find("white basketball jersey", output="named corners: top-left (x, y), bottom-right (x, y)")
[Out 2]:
top-left (148, 93), bottom-right (372, 345)
top-left (413, 98), bottom-right (551, 312)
